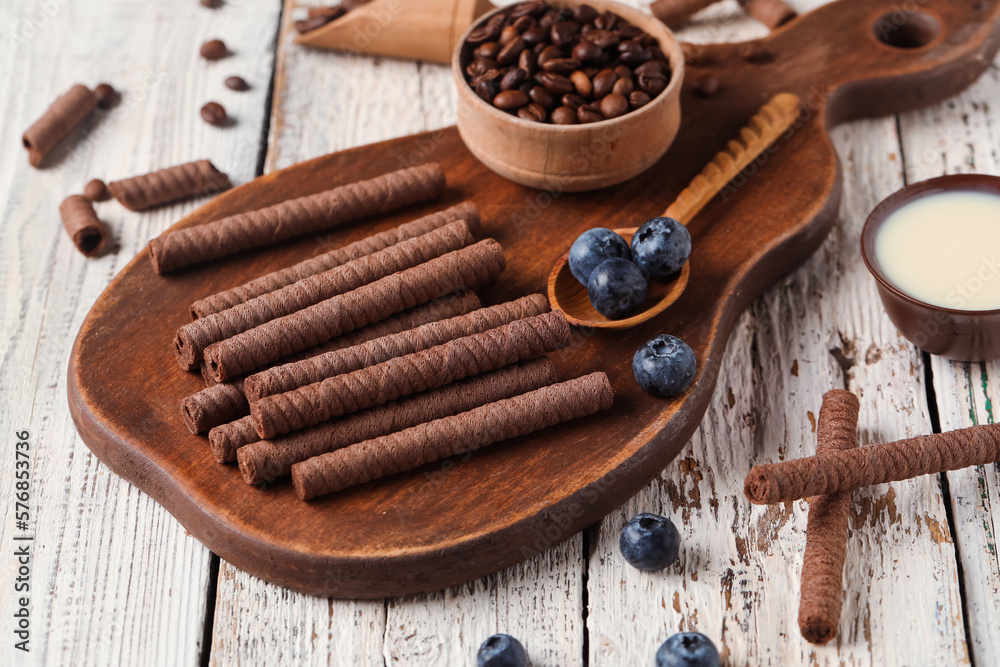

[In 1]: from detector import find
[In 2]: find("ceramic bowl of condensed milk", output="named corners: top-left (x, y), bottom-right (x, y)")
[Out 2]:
top-left (862, 174), bottom-right (1000, 362)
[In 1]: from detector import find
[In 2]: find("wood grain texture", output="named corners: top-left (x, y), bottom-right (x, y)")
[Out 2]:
top-left (898, 57), bottom-right (1000, 664)
top-left (0, 0), bottom-right (281, 665)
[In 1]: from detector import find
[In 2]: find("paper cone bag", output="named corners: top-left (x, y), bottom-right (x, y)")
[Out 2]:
top-left (295, 0), bottom-right (496, 65)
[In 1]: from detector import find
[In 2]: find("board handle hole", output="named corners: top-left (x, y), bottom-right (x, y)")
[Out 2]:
top-left (872, 10), bottom-right (940, 49)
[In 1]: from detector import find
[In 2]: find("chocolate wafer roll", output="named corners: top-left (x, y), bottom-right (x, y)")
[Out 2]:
top-left (798, 390), bottom-right (860, 645)
top-left (180, 379), bottom-right (248, 435)
top-left (189, 202), bottom-right (480, 319)
top-left (147, 163), bottom-right (446, 273)
top-left (23, 84), bottom-right (98, 167)
top-left (198, 290), bottom-right (481, 387)
top-left (203, 239), bottom-right (506, 381)
top-left (744, 422), bottom-right (1000, 504)
top-left (251, 310), bottom-right (570, 439)
top-left (59, 195), bottom-right (109, 257)
top-left (237, 358), bottom-right (556, 477)
top-left (108, 159), bottom-right (232, 212)
top-left (209, 416), bottom-right (258, 463)
top-left (173, 221), bottom-right (474, 370)
top-left (292, 372), bottom-right (613, 499)
top-left (244, 294), bottom-right (550, 402)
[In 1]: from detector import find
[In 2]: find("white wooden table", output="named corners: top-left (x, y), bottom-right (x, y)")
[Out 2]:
top-left (2, 0), bottom-right (998, 664)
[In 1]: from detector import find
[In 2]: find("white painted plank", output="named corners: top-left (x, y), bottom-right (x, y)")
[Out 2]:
top-left (0, 1), bottom-right (281, 665)
top-left (898, 57), bottom-right (1000, 665)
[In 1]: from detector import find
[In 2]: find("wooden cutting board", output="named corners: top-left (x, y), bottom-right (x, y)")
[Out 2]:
top-left (68, 0), bottom-right (1000, 598)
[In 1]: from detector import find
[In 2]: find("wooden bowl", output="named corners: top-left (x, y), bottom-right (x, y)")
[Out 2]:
top-left (452, 0), bottom-right (684, 192)
top-left (548, 228), bottom-right (690, 328)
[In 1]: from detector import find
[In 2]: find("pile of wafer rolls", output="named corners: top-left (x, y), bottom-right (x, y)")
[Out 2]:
top-left (166, 163), bottom-right (614, 500)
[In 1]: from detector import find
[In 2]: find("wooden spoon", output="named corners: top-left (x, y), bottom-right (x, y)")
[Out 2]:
top-left (548, 92), bottom-right (802, 329)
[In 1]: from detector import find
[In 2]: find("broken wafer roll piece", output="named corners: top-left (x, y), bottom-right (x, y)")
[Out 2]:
top-left (203, 239), bottom-right (506, 381)
top-left (744, 422), bottom-right (1000, 504)
top-left (108, 159), bottom-right (232, 211)
top-left (60, 195), bottom-right (110, 257)
top-left (243, 294), bottom-right (550, 401)
top-left (173, 220), bottom-right (475, 370)
top-left (292, 371), bottom-right (614, 500)
top-left (798, 390), bottom-right (859, 645)
top-left (189, 201), bottom-right (480, 318)
top-left (251, 310), bottom-right (571, 439)
top-left (237, 358), bottom-right (557, 480)
top-left (147, 163), bottom-right (446, 273)
top-left (23, 84), bottom-right (98, 167)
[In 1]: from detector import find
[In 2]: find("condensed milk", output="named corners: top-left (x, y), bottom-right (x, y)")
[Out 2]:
top-left (874, 190), bottom-right (1000, 311)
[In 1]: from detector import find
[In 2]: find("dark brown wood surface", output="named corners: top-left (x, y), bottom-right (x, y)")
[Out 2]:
top-left (68, 0), bottom-right (1000, 598)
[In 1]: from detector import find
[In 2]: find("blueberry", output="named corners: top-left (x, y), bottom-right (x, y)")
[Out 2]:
top-left (632, 334), bottom-right (696, 397)
top-left (655, 632), bottom-right (720, 667)
top-left (569, 227), bottom-right (632, 285)
top-left (630, 217), bottom-right (691, 279)
top-left (619, 512), bottom-right (680, 571)
top-left (587, 258), bottom-right (648, 319)
top-left (477, 633), bottom-right (528, 667)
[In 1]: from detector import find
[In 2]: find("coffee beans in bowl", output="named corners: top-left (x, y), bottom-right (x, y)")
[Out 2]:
top-left (453, 0), bottom-right (683, 191)
top-left (461, 1), bottom-right (672, 125)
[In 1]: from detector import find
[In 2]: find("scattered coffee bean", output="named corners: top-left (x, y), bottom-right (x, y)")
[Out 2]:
top-left (493, 89), bottom-right (530, 110)
top-left (200, 0), bottom-right (223, 7)
top-left (200, 39), bottom-right (228, 61)
top-left (517, 103), bottom-right (547, 122)
top-left (462, 1), bottom-right (671, 123)
top-left (600, 92), bottom-right (628, 118)
top-left (570, 70), bottom-right (592, 97)
top-left (200, 101), bottom-right (228, 126)
top-left (691, 74), bottom-right (719, 98)
top-left (225, 76), bottom-right (250, 91)
top-left (551, 106), bottom-right (579, 124)
top-left (94, 83), bottom-right (118, 110)
top-left (84, 178), bottom-right (110, 202)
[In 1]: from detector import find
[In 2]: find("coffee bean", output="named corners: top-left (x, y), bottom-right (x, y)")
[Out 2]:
top-left (617, 24), bottom-right (644, 40)
top-left (493, 89), bottom-right (530, 110)
top-left (648, 46), bottom-right (666, 61)
top-left (594, 11), bottom-right (618, 30)
top-left (475, 41), bottom-right (501, 59)
top-left (551, 106), bottom-right (579, 124)
top-left (513, 15), bottom-right (536, 32)
top-left (497, 37), bottom-right (526, 65)
top-left (522, 25), bottom-right (549, 45)
top-left (511, 0), bottom-right (546, 19)
top-left (612, 77), bottom-right (633, 97)
top-left (200, 101), bottom-right (227, 126)
top-left (629, 90), bottom-right (651, 108)
top-left (84, 178), bottom-right (110, 202)
top-left (467, 21), bottom-right (501, 45)
top-left (500, 25), bottom-right (520, 45)
top-left (619, 43), bottom-right (651, 67)
top-left (572, 40), bottom-right (602, 63)
top-left (614, 65), bottom-right (633, 79)
top-left (599, 93), bottom-right (628, 118)
top-left (550, 21), bottom-right (579, 47)
top-left (573, 4), bottom-right (599, 24)
top-left (519, 81), bottom-right (535, 94)
top-left (538, 9), bottom-right (561, 29)
top-left (518, 103), bottom-right (548, 122)
top-left (501, 68), bottom-right (527, 91)
top-left (475, 80), bottom-right (498, 102)
top-left (635, 60), bottom-right (667, 76)
top-left (201, 0), bottom-right (223, 8)
top-left (541, 58), bottom-right (579, 75)
top-left (588, 29), bottom-right (619, 49)
top-left (518, 49), bottom-right (537, 75)
top-left (578, 104), bottom-right (604, 123)
top-left (225, 76), bottom-right (250, 91)
top-left (561, 93), bottom-right (586, 110)
top-left (569, 70), bottom-right (593, 98)
top-left (467, 57), bottom-right (499, 76)
top-left (691, 74), bottom-right (720, 97)
top-left (535, 72), bottom-right (574, 95)
top-left (94, 83), bottom-right (118, 109)
top-left (200, 39), bottom-right (228, 61)
top-left (529, 85), bottom-right (556, 109)
top-left (638, 70), bottom-right (668, 96)
top-left (537, 44), bottom-right (563, 67)
top-left (592, 69), bottom-right (617, 98)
